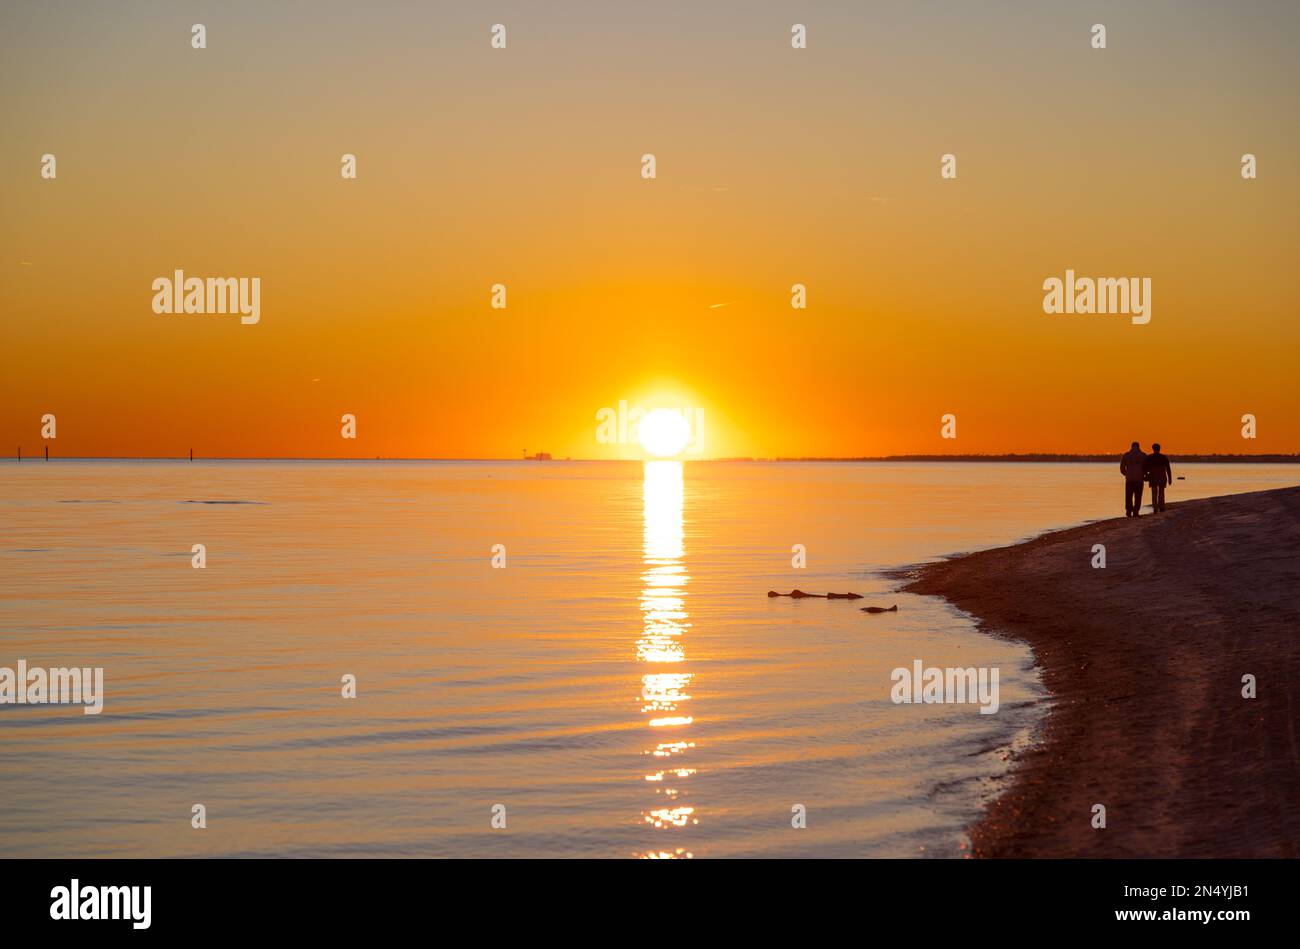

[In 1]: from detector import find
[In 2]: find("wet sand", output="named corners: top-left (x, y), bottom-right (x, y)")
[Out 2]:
top-left (905, 485), bottom-right (1300, 857)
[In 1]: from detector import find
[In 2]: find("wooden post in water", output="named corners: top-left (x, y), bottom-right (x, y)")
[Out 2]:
top-left (44, 445), bottom-right (49, 461)
top-left (190, 448), bottom-right (193, 462)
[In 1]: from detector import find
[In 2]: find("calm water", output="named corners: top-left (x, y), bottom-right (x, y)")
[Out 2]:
top-left (2, 461), bottom-right (1296, 858)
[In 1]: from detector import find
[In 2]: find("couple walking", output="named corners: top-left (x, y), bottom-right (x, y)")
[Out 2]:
top-left (1120, 442), bottom-right (1173, 517)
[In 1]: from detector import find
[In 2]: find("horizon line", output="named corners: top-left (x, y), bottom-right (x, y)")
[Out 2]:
top-left (7, 452), bottom-right (1300, 464)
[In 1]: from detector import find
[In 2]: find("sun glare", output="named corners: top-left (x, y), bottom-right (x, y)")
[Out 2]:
top-left (638, 409), bottom-right (691, 458)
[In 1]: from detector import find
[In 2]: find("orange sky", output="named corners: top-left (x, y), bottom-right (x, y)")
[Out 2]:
top-left (2, 1), bottom-right (1297, 458)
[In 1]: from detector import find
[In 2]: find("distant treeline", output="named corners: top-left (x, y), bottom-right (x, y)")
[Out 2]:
top-left (717, 454), bottom-right (1300, 464)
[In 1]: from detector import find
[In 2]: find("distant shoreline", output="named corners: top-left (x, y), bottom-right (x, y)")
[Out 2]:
top-left (7, 454), bottom-right (1300, 464)
top-left (904, 485), bottom-right (1300, 857)
top-left (767, 454), bottom-right (1300, 464)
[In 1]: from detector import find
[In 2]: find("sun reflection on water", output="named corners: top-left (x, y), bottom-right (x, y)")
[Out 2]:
top-left (637, 461), bottom-right (697, 858)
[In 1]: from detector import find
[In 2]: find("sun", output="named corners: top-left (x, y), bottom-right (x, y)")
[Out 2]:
top-left (639, 408), bottom-right (691, 458)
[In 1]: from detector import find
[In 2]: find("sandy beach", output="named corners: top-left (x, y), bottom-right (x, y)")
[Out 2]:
top-left (906, 485), bottom-right (1300, 858)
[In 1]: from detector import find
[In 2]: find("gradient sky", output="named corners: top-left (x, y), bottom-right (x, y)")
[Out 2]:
top-left (2, 0), bottom-right (1297, 458)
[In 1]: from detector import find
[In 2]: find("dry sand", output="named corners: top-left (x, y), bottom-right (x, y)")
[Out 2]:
top-left (905, 485), bottom-right (1300, 857)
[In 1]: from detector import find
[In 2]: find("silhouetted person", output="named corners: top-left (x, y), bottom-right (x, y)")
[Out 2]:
top-left (1120, 440), bottom-right (1146, 517)
top-left (1145, 442), bottom-right (1172, 513)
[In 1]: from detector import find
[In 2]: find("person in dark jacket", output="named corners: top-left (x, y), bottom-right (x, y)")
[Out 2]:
top-left (1119, 441), bottom-right (1147, 517)
top-left (1145, 443), bottom-right (1173, 513)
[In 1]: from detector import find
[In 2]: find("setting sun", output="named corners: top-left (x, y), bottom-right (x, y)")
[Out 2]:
top-left (638, 409), bottom-right (692, 458)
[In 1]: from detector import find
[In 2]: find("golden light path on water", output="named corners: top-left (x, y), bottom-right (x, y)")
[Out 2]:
top-left (638, 460), bottom-right (697, 858)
